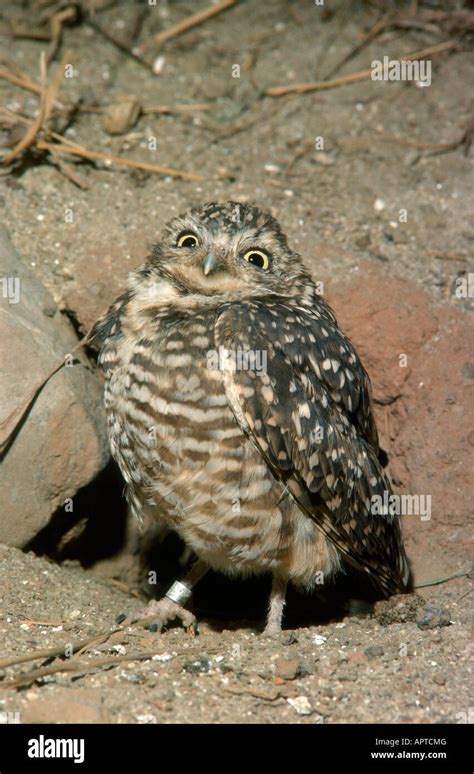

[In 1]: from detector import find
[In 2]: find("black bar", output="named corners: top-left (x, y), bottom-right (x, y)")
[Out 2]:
top-left (0, 723), bottom-right (470, 772)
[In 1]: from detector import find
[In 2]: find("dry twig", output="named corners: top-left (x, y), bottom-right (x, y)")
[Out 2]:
top-left (265, 40), bottom-right (458, 97)
top-left (0, 629), bottom-right (119, 671)
top-left (414, 569), bottom-right (471, 589)
top-left (323, 15), bottom-right (390, 80)
top-left (135, 0), bottom-right (238, 56)
top-left (85, 17), bottom-right (152, 71)
top-left (0, 58), bottom-right (52, 98)
top-left (1, 651), bottom-right (157, 690)
top-left (47, 5), bottom-right (78, 64)
top-left (2, 52), bottom-right (48, 165)
top-left (337, 108), bottom-right (473, 158)
top-left (37, 135), bottom-right (204, 180)
top-left (337, 134), bottom-right (462, 155)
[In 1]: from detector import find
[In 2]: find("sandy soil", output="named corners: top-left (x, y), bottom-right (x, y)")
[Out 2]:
top-left (0, 545), bottom-right (472, 724)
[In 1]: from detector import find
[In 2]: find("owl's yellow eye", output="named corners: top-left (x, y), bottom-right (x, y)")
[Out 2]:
top-left (177, 233), bottom-right (199, 248)
top-left (242, 250), bottom-right (270, 271)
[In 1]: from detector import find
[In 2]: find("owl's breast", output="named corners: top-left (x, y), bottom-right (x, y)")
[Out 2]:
top-left (101, 309), bottom-right (245, 515)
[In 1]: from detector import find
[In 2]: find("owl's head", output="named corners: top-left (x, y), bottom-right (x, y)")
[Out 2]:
top-left (146, 201), bottom-right (308, 300)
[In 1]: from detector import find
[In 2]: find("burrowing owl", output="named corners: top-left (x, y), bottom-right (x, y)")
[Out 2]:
top-left (91, 201), bottom-right (411, 633)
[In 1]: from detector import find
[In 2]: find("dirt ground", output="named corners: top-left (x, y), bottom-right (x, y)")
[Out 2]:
top-left (0, 0), bottom-right (473, 726)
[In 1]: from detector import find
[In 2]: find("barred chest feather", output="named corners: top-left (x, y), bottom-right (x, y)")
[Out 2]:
top-left (99, 298), bottom-right (338, 586)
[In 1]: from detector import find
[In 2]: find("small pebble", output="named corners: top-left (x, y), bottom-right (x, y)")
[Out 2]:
top-left (123, 673), bottom-right (146, 685)
top-left (416, 606), bottom-right (451, 630)
top-left (275, 658), bottom-right (301, 681)
top-left (183, 657), bottom-right (211, 674)
top-left (152, 56), bottom-right (166, 75)
top-left (355, 233), bottom-right (371, 249)
top-left (103, 95), bottom-right (141, 135)
top-left (313, 152), bottom-right (334, 166)
top-left (404, 149), bottom-right (420, 166)
top-left (365, 645), bottom-right (385, 660)
top-left (115, 613), bottom-right (127, 625)
top-left (287, 696), bottom-right (313, 716)
top-left (136, 714), bottom-right (156, 724)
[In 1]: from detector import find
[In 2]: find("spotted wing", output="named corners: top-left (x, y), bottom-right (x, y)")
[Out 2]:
top-left (215, 298), bottom-right (409, 596)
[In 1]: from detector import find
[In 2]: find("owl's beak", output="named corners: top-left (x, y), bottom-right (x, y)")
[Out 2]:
top-left (202, 254), bottom-right (217, 276)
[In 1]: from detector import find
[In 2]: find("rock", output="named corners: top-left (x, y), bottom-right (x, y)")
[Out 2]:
top-left (183, 657), bottom-right (211, 674)
top-left (364, 645), bottom-right (385, 660)
top-left (287, 696), bottom-right (313, 716)
top-left (403, 149), bottom-right (420, 166)
top-left (313, 152), bottom-right (334, 166)
top-left (0, 225), bottom-right (109, 546)
top-left (152, 56), bottom-right (166, 76)
top-left (122, 672), bottom-right (146, 684)
top-left (313, 634), bottom-right (327, 645)
top-left (416, 606), bottom-right (451, 630)
top-left (275, 658), bottom-right (301, 681)
top-left (355, 232), bottom-right (371, 249)
top-left (102, 95), bottom-right (142, 135)
top-left (60, 240), bottom-right (139, 333)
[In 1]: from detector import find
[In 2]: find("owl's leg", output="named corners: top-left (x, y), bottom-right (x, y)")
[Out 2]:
top-left (143, 558), bottom-right (208, 632)
top-left (263, 574), bottom-right (287, 635)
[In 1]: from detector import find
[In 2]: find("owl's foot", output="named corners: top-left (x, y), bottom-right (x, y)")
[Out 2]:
top-left (144, 597), bottom-right (197, 632)
top-left (263, 575), bottom-right (287, 635)
top-left (262, 621), bottom-right (283, 636)
top-left (141, 561), bottom-right (209, 632)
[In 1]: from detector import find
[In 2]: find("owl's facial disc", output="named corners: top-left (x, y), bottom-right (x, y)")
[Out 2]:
top-left (149, 202), bottom-right (304, 299)
top-left (155, 226), bottom-right (278, 296)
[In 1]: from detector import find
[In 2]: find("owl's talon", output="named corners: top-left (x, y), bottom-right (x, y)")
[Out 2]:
top-left (144, 597), bottom-right (197, 632)
top-left (186, 621), bottom-right (198, 637)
